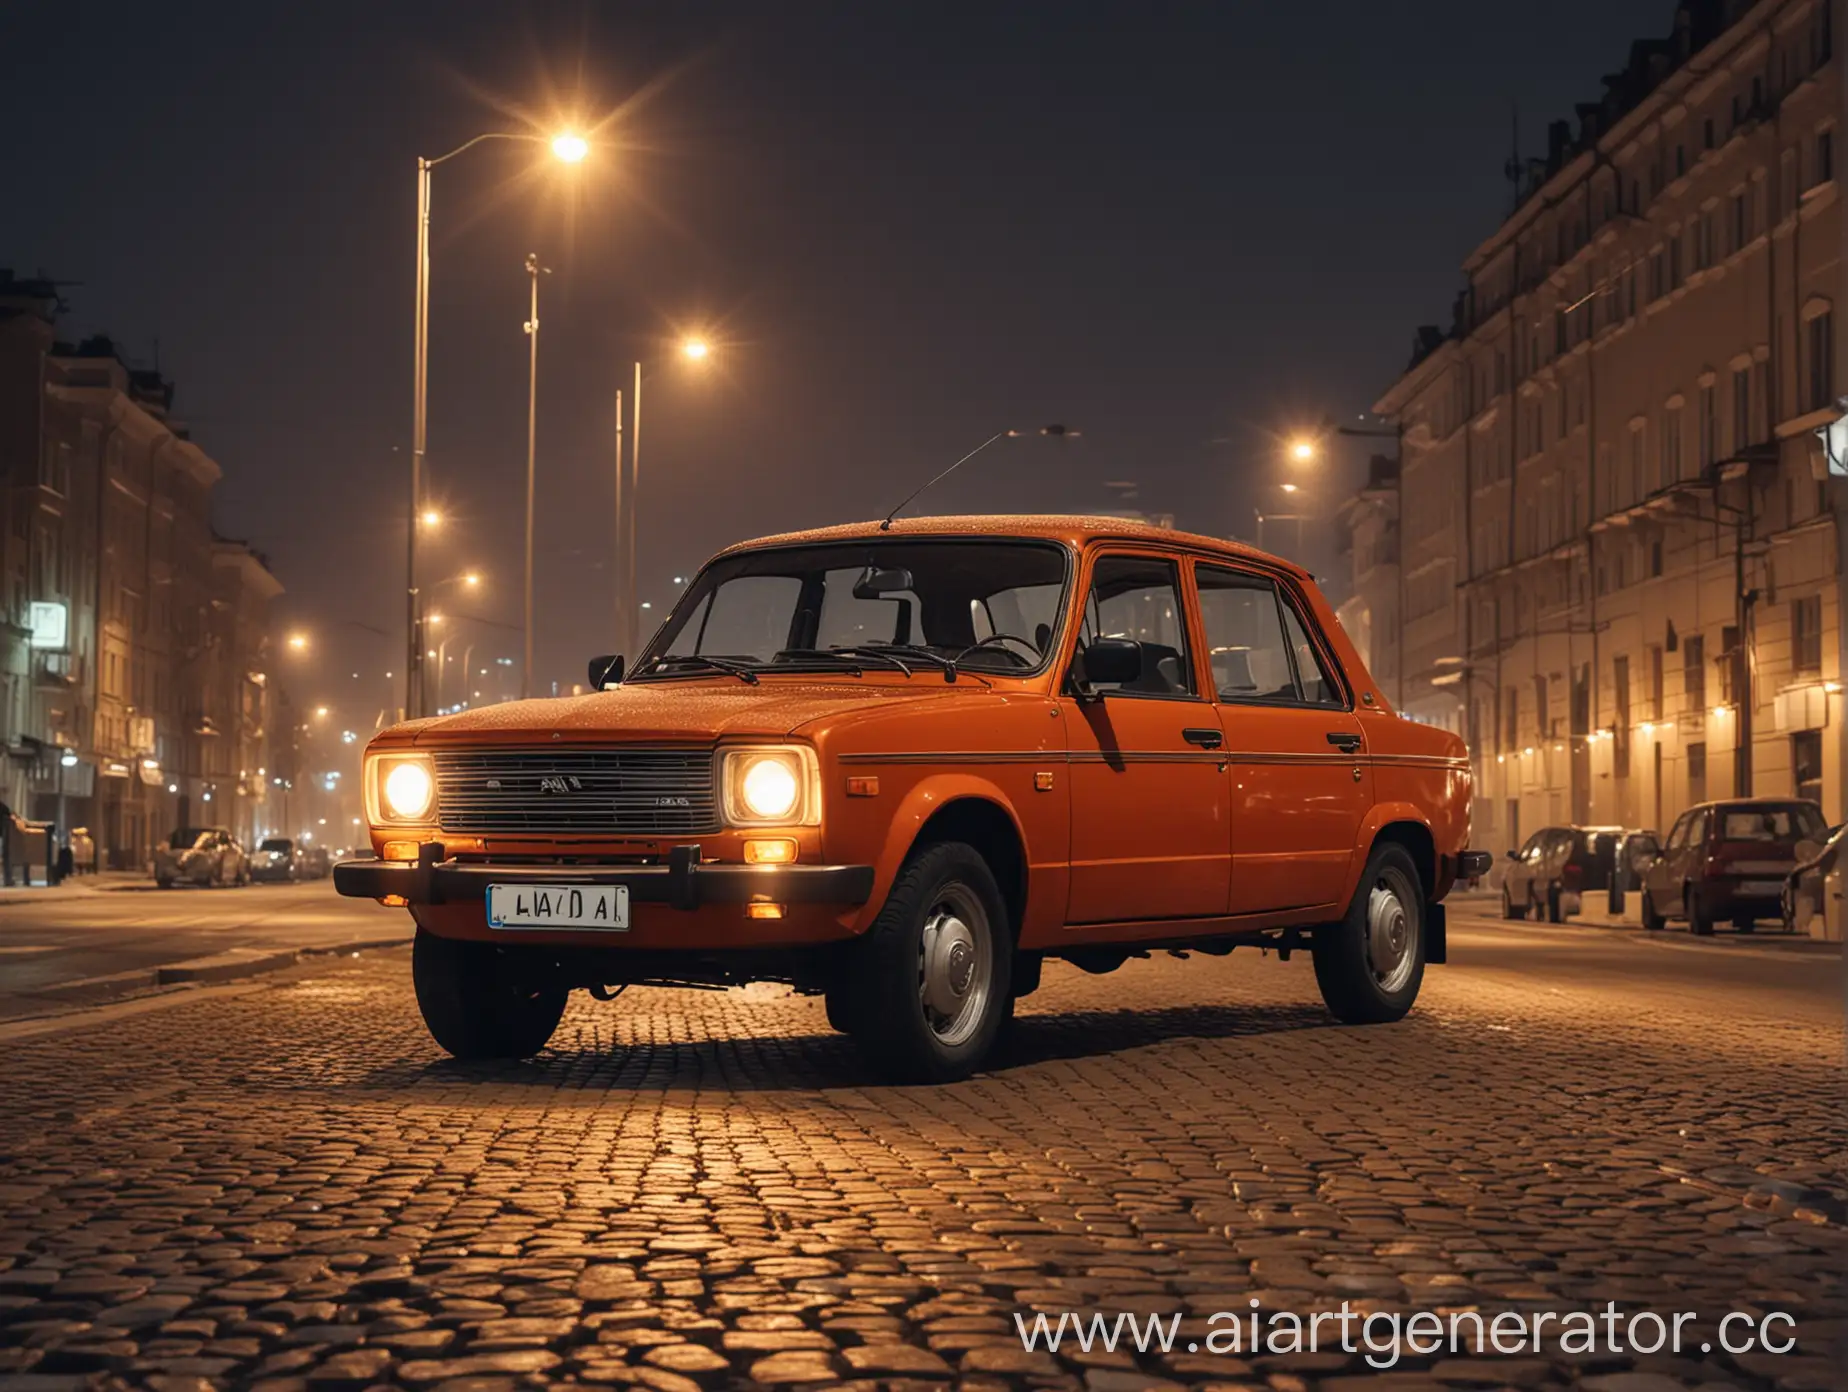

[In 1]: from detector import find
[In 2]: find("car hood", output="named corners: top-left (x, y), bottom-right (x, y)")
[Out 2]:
top-left (406, 679), bottom-right (978, 746)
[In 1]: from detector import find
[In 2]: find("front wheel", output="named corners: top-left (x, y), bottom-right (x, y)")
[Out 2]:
top-left (412, 928), bottom-right (567, 1060)
top-left (1314, 844), bottom-right (1425, 1024)
top-left (1687, 888), bottom-right (1715, 937)
top-left (845, 841), bottom-right (1013, 1083)
top-left (1641, 890), bottom-right (1665, 931)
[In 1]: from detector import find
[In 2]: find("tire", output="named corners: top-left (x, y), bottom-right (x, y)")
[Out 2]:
top-left (823, 988), bottom-right (860, 1036)
top-left (843, 841), bottom-right (1013, 1083)
top-left (1686, 888), bottom-right (1714, 937)
top-left (1545, 885), bottom-right (1563, 923)
top-left (1641, 890), bottom-right (1665, 932)
top-left (1314, 843), bottom-right (1426, 1025)
top-left (156, 876), bottom-right (172, 890)
top-left (412, 928), bottom-right (567, 1060)
top-left (1500, 886), bottom-right (1522, 921)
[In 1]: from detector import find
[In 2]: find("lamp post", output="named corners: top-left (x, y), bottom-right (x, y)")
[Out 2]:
top-left (615, 338), bottom-right (716, 659)
top-left (409, 129), bottom-right (586, 719)
top-left (521, 254), bottom-right (549, 699)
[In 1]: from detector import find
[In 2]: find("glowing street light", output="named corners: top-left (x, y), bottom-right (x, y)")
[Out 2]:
top-left (1289, 438), bottom-right (1317, 462)
top-left (681, 338), bottom-right (711, 362)
top-left (287, 633), bottom-right (309, 652)
top-left (409, 125), bottom-right (591, 718)
top-left (314, 706), bottom-right (330, 719)
top-left (420, 509), bottom-right (443, 529)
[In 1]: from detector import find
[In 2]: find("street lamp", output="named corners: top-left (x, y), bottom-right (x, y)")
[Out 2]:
top-left (613, 336), bottom-right (720, 658)
top-left (409, 128), bottom-right (588, 720)
top-left (1289, 438), bottom-right (1317, 462)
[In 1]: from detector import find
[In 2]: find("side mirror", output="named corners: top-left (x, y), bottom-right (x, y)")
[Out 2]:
top-left (1079, 637), bottom-right (1142, 687)
top-left (588, 654), bottom-right (624, 689)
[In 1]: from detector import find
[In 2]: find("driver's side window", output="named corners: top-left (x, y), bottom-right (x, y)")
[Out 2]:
top-left (1076, 556), bottom-right (1194, 697)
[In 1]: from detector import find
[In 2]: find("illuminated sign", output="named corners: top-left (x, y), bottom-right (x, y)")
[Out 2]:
top-left (28, 601), bottom-right (67, 650)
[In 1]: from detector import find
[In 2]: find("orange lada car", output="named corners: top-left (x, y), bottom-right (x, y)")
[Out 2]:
top-left (336, 516), bottom-right (1490, 1081)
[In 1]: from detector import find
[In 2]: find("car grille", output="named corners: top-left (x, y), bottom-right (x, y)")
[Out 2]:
top-left (433, 748), bottom-right (720, 836)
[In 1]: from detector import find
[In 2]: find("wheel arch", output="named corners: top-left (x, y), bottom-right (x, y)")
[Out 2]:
top-left (857, 776), bottom-right (1031, 942)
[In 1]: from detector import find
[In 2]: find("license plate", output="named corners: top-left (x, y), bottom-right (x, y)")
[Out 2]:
top-left (486, 882), bottom-right (629, 931)
top-left (1737, 879), bottom-right (1784, 896)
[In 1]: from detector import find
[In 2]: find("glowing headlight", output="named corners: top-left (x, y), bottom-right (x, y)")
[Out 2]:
top-left (366, 753), bottom-right (437, 825)
top-left (722, 746), bottom-right (820, 826)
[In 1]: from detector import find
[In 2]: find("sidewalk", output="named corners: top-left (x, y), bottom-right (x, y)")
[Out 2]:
top-left (1453, 884), bottom-right (1842, 953)
top-left (0, 870), bottom-right (153, 904)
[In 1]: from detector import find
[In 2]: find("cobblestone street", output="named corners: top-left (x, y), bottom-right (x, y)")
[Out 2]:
top-left (1, 912), bottom-right (1843, 1392)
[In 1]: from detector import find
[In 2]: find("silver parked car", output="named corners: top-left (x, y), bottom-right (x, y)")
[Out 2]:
top-left (1783, 822), bottom-right (1846, 937)
top-left (154, 826), bottom-right (249, 888)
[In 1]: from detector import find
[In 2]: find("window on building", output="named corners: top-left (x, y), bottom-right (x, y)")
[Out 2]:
top-left (1629, 422), bottom-right (1646, 502)
top-left (1780, 146), bottom-right (1799, 216)
top-left (1649, 645), bottom-right (1664, 718)
top-left (1661, 402), bottom-right (1684, 483)
top-left (1687, 741), bottom-right (1707, 804)
top-left (1792, 594), bottom-right (1822, 672)
top-left (1731, 365), bottom-right (1752, 451)
top-left (1751, 358), bottom-right (1768, 439)
top-left (1504, 686), bottom-right (1520, 752)
top-left (1685, 634), bottom-right (1705, 708)
top-left (1817, 128), bottom-right (1835, 187)
top-left (1792, 730), bottom-right (1824, 806)
top-left (1675, 144), bottom-right (1686, 177)
top-left (1649, 245), bottom-right (1666, 299)
top-left (1730, 189), bottom-right (1747, 251)
top-left (1703, 117), bottom-right (1715, 151)
top-left (1698, 383), bottom-right (1717, 469)
top-left (1613, 654), bottom-right (1631, 774)
top-left (1533, 675), bottom-right (1549, 738)
top-left (1719, 625), bottom-right (1739, 703)
top-left (1668, 235), bottom-right (1683, 289)
top-left (1806, 311), bottom-right (1833, 411)
top-left (1650, 537), bottom-right (1664, 577)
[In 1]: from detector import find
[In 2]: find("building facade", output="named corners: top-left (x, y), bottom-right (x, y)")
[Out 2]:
top-left (0, 271), bottom-right (286, 868)
top-left (1348, 0), bottom-right (1846, 850)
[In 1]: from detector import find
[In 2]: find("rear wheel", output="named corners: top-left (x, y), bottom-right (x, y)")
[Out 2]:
top-left (1545, 885), bottom-right (1563, 923)
top-left (845, 841), bottom-right (1013, 1083)
top-left (1500, 886), bottom-right (1522, 921)
top-left (1314, 843), bottom-right (1425, 1025)
top-left (412, 928), bottom-right (567, 1060)
top-left (1686, 888), bottom-right (1715, 937)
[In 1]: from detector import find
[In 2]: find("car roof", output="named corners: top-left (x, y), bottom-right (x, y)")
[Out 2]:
top-left (713, 515), bottom-right (1309, 579)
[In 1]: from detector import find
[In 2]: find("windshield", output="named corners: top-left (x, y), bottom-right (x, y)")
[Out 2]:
top-left (641, 540), bottom-right (1070, 676)
top-left (260, 839), bottom-right (292, 853)
top-left (1717, 805), bottom-right (1825, 841)
top-left (169, 827), bottom-right (214, 850)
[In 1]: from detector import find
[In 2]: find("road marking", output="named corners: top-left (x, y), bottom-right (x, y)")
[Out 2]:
top-left (0, 944), bottom-right (58, 955)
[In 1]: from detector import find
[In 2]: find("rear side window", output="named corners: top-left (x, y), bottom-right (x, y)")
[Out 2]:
top-left (1197, 566), bottom-right (1343, 706)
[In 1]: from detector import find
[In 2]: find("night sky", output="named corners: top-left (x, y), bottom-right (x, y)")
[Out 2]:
top-left (3, 0), bottom-right (1668, 714)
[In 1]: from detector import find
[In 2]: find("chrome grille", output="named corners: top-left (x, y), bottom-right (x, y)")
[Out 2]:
top-left (433, 748), bottom-right (719, 836)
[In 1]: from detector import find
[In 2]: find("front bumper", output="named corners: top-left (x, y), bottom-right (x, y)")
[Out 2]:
top-left (333, 842), bottom-right (875, 911)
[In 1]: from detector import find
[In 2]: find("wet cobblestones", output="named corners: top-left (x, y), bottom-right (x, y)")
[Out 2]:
top-left (0, 930), bottom-right (1843, 1391)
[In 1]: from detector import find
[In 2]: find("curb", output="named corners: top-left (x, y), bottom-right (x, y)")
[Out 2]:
top-left (17, 933), bottom-right (413, 1009)
top-left (1455, 906), bottom-right (1842, 956)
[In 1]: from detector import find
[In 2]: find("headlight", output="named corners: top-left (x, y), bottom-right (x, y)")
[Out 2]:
top-left (721, 746), bottom-right (820, 827)
top-left (366, 752), bottom-right (437, 825)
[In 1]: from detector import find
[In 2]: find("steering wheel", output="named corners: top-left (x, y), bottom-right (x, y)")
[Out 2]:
top-left (957, 633), bottom-right (1041, 665)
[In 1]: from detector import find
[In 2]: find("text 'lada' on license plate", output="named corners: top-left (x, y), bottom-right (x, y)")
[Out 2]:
top-left (486, 883), bottom-right (630, 930)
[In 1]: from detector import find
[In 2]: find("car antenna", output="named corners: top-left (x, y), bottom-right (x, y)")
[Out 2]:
top-left (879, 424), bottom-right (1075, 530)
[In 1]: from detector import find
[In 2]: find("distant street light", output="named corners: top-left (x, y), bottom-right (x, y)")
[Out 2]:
top-left (1289, 439), bottom-right (1317, 462)
top-left (287, 633), bottom-right (309, 652)
top-left (409, 127), bottom-right (589, 719)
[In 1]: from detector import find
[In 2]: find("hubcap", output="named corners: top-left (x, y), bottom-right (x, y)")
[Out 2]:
top-left (1365, 874), bottom-right (1417, 994)
top-left (918, 886), bottom-right (992, 1047)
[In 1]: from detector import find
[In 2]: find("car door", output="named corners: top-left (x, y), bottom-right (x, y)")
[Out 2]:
top-left (1060, 551), bottom-right (1231, 924)
top-left (1646, 812), bottom-right (1690, 913)
top-left (1195, 563), bottom-right (1372, 916)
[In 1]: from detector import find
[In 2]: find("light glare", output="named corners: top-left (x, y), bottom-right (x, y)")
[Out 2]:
top-left (551, 132), bottom-right (589, 164)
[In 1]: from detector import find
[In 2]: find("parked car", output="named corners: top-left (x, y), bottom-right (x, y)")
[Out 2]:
top-left (155, 826), bottom-right (249, 888)
top-left (301, 845), bottom-right (333, 880)
top-left (1782, 822), bottom-right (1847, 937)
top-left (336, 516), bottom-right (1491, 1080)
top-left (1640, 798), bottom-right (1827, 934)
top-left (249, 837), bottom-right (302, 883)
top-left (1499, 825), bottom-right (1627, 921)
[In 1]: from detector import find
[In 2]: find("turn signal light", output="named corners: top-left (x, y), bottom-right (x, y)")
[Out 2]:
top-left (382, 840), bottom-right (420, 862)
top-left (381, 894), bottom-right (409, 908)
top-left (745, 902), bottom-right (786, 920)
top-left (744, 838), bottom-right (798, 865)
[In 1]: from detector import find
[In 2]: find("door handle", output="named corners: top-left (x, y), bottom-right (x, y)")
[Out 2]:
top-left (1182, 727), bottom-right (1224, 749)
top-left (1326, 731), bottom-right (1364, 753)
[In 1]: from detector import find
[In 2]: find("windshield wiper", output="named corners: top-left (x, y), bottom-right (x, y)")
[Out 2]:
top-left (634, 654), bottom-right (760, 685)
top-left (830, 644), bottom-right (980, 684)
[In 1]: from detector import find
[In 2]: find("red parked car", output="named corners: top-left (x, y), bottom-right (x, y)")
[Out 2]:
top-left (1639, 798), bottom-right (1827, 935)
